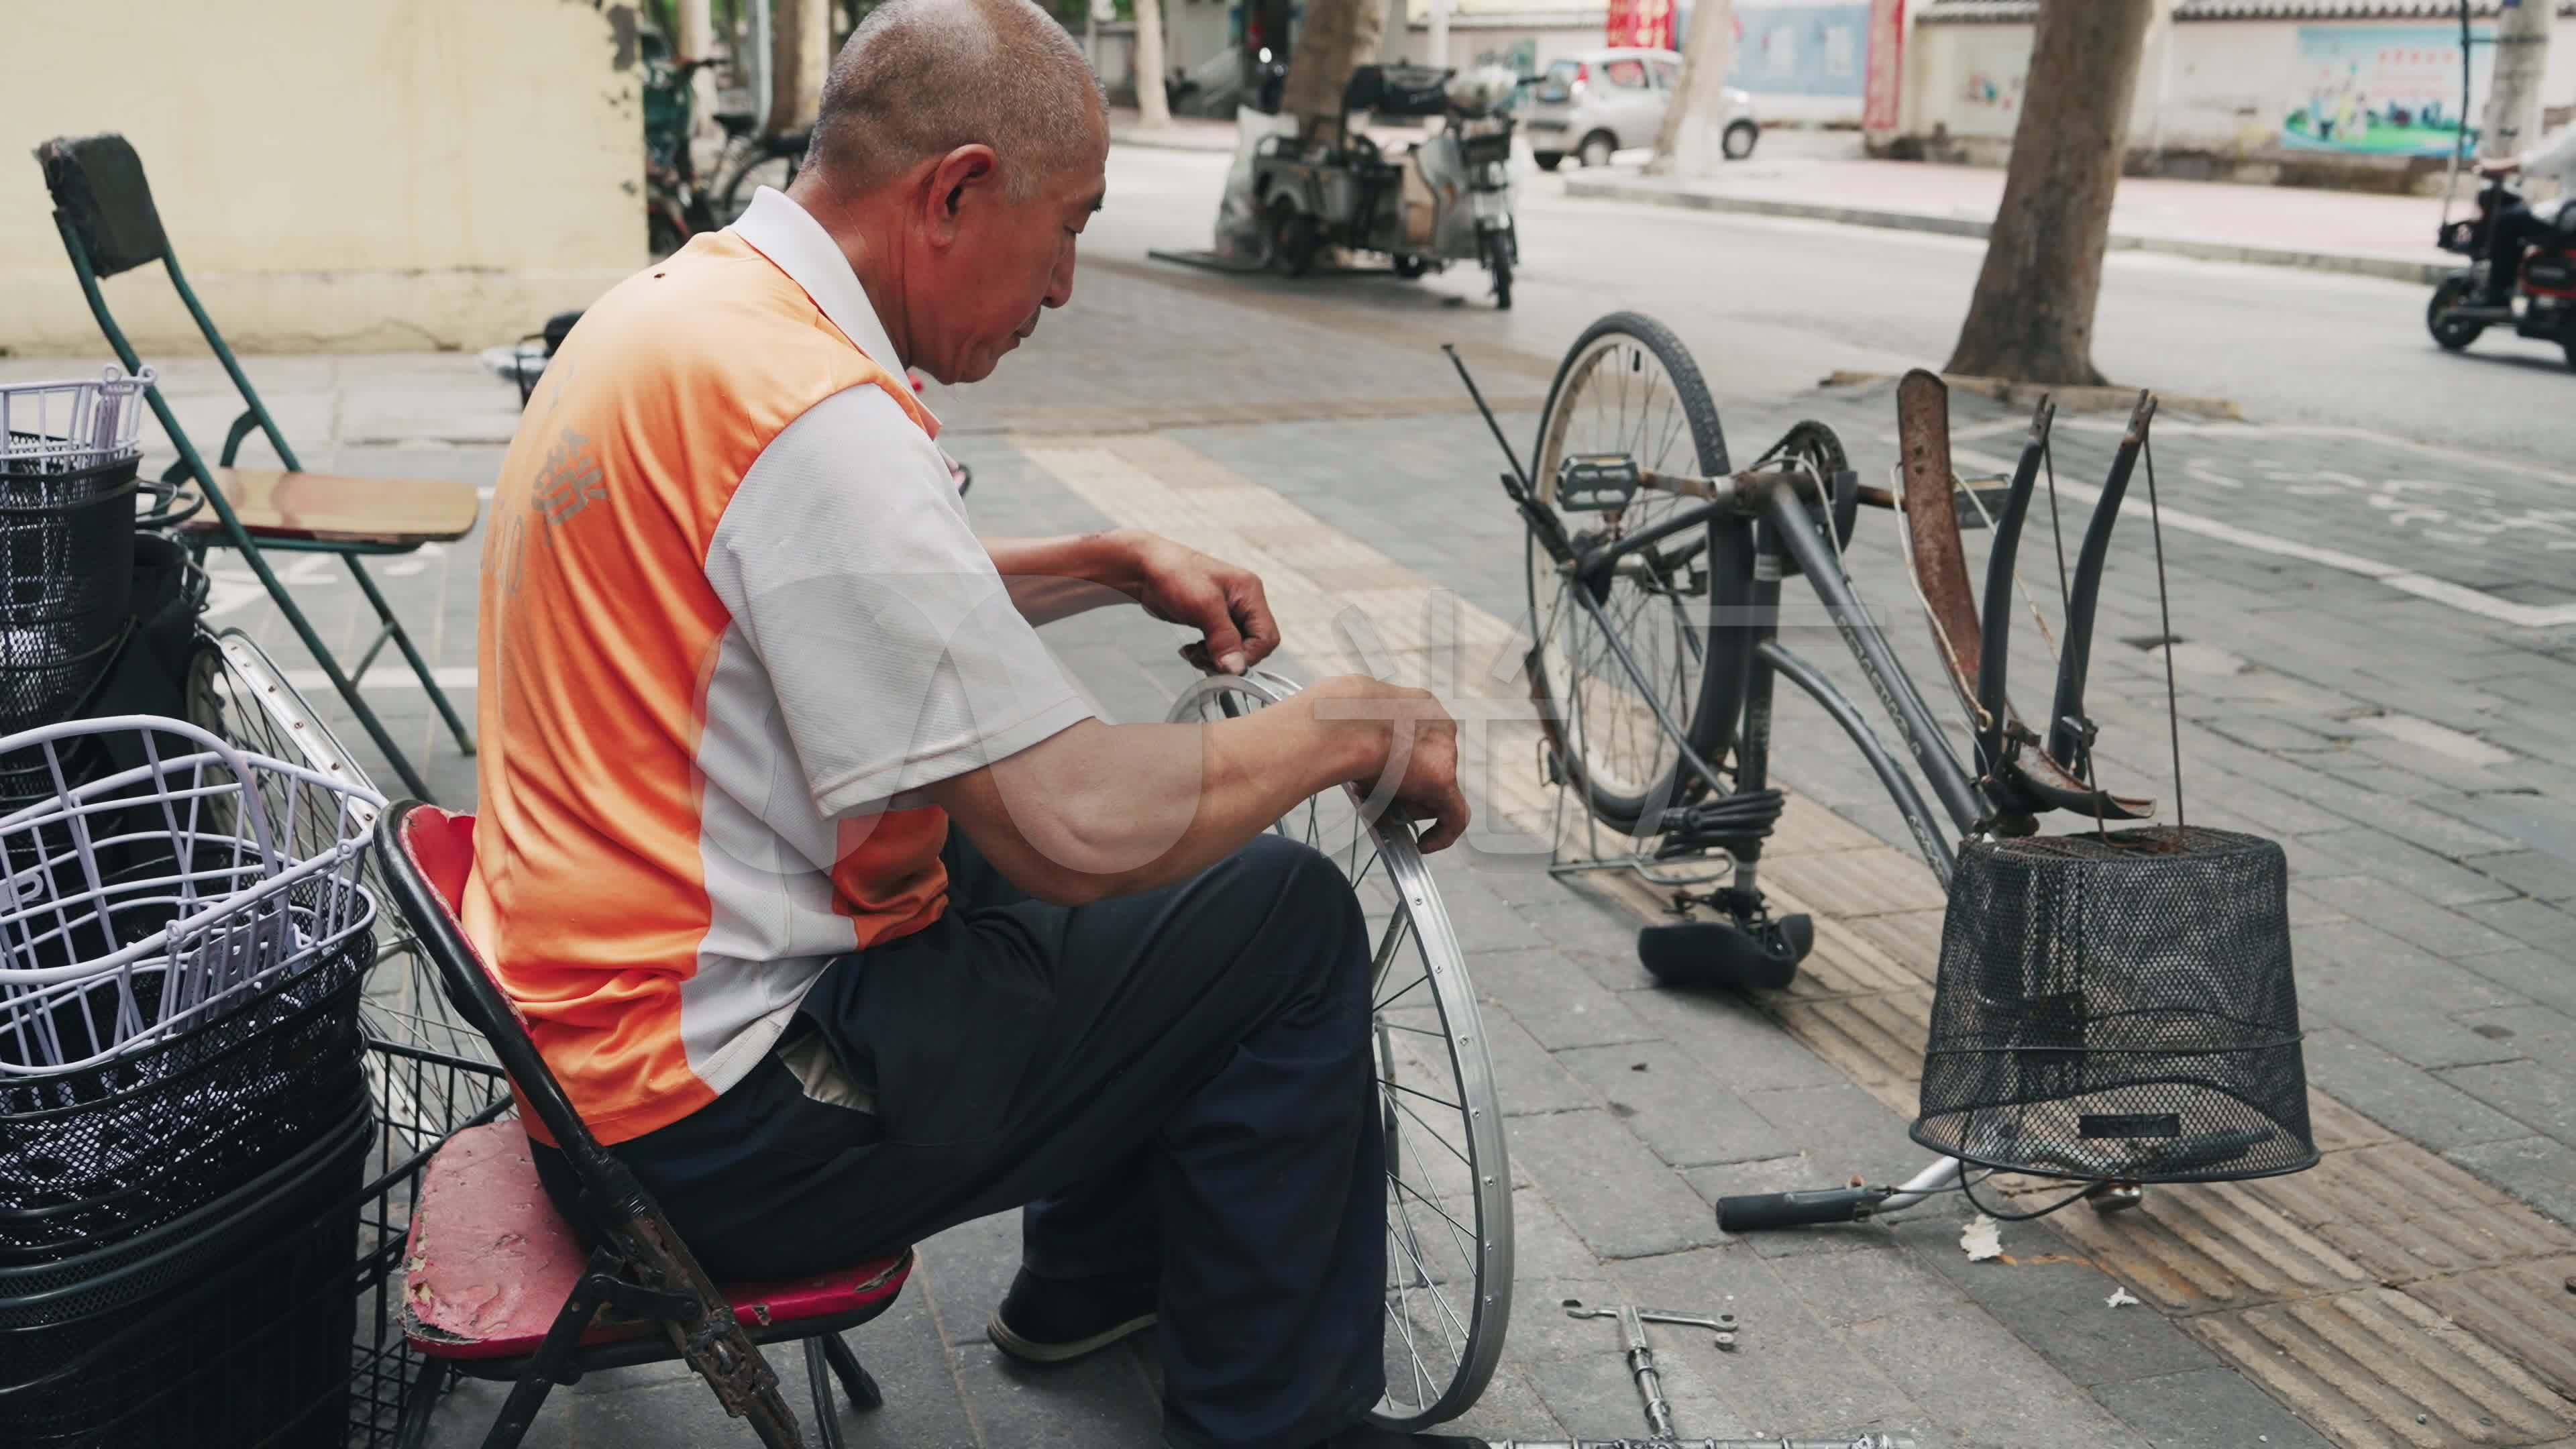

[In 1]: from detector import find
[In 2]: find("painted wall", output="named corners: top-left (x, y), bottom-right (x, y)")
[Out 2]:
top-left (1727, 0), bottom-right (1872, 122)
top-left (2, 0), bottom-right (642, 356)
top-left (1904, 13), bottom-right (2576, 182)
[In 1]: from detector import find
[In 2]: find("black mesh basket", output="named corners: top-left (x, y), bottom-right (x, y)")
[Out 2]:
top-left (0, 441), bottom-right (140, 639)
top-left (0, 1100), bottom-right (369, 1449)
top-left (0, 621), bottom-right (129, 739)
top-left (1913, 826), bottom-right (2318, 1184)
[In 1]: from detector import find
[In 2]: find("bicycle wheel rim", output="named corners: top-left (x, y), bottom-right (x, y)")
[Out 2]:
top-left (722, 155), bottom-right (798, 227)
top-left (1525, 313), bottom-right (1735, 828)
top-left (1166, 672), bottom-right (1513, 1430)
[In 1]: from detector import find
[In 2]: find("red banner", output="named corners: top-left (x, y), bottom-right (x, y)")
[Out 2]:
top-left (1607, 0), bottom-right (1678, 52)
top-left (1863, 0), bottom-right (1907, 131)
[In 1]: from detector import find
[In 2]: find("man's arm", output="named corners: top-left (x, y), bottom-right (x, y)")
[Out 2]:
top-left (2524, 126), bottom-right (2576, 186)
top-left (926, 675), bottom-right (1467, 906)
top-left (985, 528), bottom-right (1283, 676)
top-left (983, 531), bottom-right (1142, 626)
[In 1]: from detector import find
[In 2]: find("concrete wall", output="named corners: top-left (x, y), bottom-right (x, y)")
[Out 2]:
top-left (1899, 13), bottom-right (2576, 189)
top-left (3, 0), bottom-right (643, 357)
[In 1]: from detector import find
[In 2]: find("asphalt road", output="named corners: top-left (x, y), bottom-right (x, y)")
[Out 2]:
top-left (1089, 146), bottom-right (2573, 468)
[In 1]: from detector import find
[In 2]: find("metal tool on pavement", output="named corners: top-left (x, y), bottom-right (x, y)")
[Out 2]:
top-left (1485, 1438), bottom-right (1916, 1448)
top-left (1562, 1299), bottom-right (1739, 1440)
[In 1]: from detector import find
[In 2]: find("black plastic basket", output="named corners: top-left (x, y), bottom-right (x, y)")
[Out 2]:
top-left (1913, 826), bottom-right (2318, 1185)
top-left (0, 1100), bottom-right (370, 1449)
top-left (0, 893), bottom-right (376, 1262)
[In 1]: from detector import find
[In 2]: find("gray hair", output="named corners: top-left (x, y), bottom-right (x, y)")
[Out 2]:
top-left (804, 0), bottom-right (1106, 203)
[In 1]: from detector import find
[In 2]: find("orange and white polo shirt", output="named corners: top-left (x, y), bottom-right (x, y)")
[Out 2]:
top-left (464, 188), bottom-right (1095, 1146)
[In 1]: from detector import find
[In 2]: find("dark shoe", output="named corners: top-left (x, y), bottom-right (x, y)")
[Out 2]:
top-left (985, 1265), bottom-right (1159, 1364)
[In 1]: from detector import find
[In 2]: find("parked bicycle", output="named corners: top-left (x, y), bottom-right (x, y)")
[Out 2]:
top-left (711, 118), bottom-right (810, 229)
top-left (643, 50), bottom-right (724, 256)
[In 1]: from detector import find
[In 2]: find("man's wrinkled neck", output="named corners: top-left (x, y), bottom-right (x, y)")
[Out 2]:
top-left (793, 180), bottom-right (914, 370)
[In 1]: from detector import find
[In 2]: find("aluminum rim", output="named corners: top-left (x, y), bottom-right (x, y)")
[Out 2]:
top-left (1527, 327), bottom-right (1715, 809)
top-left (1167, 670), bottom-right (1513, 1430)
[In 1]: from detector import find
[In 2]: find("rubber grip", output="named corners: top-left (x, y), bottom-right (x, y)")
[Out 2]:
top-left (1715, 1187), bottom-right (1879, 1232)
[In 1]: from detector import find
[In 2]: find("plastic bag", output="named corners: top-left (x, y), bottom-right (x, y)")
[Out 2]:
top-left (1215, 105), bottom-right (1302, 260)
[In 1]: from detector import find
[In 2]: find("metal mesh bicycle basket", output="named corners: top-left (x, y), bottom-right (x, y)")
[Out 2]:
top-left (0, 716), bottom-right (380, 1079)
top-left (1913, 826), bottom-right (2318, 1184)
top-left (0, 367), bottom-right (152, 647)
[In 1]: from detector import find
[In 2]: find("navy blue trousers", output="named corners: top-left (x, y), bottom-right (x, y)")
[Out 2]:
top-left (534, 830), bottom-right (1387, 1449)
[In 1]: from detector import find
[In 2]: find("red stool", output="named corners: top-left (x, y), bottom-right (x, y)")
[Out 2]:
top-left (380, 802), bottom-right (912, 1449)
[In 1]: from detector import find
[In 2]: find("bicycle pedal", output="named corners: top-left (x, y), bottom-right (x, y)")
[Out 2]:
top-left (1638, 913), bottom-right (1811, 991)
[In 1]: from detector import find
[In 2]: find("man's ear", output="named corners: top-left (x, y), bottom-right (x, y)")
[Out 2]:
top-left (922, 144), bottom-right (1002, 244)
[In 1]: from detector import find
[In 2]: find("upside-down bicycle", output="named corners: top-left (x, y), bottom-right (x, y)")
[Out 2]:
top-left (1458, 311), bottom-right (2318, 1236)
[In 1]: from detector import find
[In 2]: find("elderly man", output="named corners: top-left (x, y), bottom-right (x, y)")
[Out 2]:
top-left (468, 1), bottom-right (1481, 1446)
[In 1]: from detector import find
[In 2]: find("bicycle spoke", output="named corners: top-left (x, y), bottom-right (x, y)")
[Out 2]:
top-left (1387, 1169), bottom-right (1470, 1345)
top-left (1379, 1075), bottom-right (1464, 1114)
top-left (1376, 966), bottom-right (1431, 1013)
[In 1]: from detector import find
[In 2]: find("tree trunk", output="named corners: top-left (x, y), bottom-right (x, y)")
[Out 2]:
top-left (1649, 0), bottom-right (1735, 178)
top-left (765, 0), bottom-right (833, 133)
top-left (2481, 0), bottom-right (2554, 161)
top-left (1943, 0), bottom-right (2155, 386)
top-left (677, 0), bottom-right (718, 140)
top-left (1281, 0), bottom-right (1391, 146)
top-left (1135, 0), bottom-right (1173, 128)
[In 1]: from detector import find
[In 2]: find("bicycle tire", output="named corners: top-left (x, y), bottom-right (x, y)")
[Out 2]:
top-left (719, 147), bottom-right (800, 228)
top-left (1167, 671), bottom-right (1513, 1432)
top-left (1525, 311), bottom-right (1753, 834)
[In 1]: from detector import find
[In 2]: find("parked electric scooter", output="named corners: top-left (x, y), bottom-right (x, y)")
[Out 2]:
top-left (2428, 169), bottom-right (2576, 371)
top-left (1250, 64), bottom-right (1522, 308)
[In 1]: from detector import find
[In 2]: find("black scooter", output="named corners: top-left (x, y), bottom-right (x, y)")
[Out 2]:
top-left (2428, 172), bottom-right (2576, 371)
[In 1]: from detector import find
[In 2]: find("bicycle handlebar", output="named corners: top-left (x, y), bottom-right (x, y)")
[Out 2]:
top-left (1715, 1187), bottom-right (1888, 1232)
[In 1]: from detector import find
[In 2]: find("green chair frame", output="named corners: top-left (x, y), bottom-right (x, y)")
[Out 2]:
top-left (36, 132), bottom-right (474, 802)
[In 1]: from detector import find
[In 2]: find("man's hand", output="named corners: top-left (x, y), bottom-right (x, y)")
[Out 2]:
top-left (1305, 676), bottom-right (1472, 852)
top-left (1121, 531), bottom-right (1281, 676)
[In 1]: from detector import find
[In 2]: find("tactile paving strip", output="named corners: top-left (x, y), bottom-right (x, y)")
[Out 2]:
top-left (2190, 1288), bottom-right (2576, 1447)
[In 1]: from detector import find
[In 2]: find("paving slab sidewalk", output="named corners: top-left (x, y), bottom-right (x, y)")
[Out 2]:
top-left (1562, 154), bottom-right (2473, 284)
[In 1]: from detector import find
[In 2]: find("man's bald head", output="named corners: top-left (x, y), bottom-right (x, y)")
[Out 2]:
top-left (804, 0), bottom-right (1106, 203)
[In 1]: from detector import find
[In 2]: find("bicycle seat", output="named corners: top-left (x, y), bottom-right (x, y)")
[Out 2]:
top-left (714, 111), bottom-right (758, 139)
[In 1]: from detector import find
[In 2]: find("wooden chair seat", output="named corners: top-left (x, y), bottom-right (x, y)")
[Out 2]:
top-left (184, 466), bottom-right (481, 546)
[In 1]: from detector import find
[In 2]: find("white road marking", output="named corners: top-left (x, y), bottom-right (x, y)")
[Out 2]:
top-left (1950, 441), bottom-right (2576, 629)
top-left (2362, 711), bottom-right (2514, 767)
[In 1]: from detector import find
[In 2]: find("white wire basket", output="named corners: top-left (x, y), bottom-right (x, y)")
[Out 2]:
top-left (0, 714), bottom-right (383, 1077)
top-left (0, 366), bottom-right (156, 474)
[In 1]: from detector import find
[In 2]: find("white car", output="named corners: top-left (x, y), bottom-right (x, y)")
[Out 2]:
top-left (1521, 48), bottom-right (1759, 172)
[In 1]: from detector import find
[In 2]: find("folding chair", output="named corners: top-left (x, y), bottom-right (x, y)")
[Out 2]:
top-left (36, 133), bottom-right (482, 804)
top-left (376, 800), bottom-right (912, 1449)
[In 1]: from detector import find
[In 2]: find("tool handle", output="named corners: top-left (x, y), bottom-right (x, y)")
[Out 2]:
top-left (1484, 1439), bottom-right (1918, 1448)
top-left (1715, 1187), bottom-right (1885, 1232)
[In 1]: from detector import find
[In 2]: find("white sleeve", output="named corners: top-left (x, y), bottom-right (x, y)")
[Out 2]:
top-left (704, 385), bottom-right (1097, 818)
top-left (2524, 127), bottom-right (2576, 184)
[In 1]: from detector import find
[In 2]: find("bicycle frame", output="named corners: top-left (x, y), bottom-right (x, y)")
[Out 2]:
top-left (1497, 380), bottom-right (2153, 895)
top-left (1539, 468), bottom-right (1982, 889)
